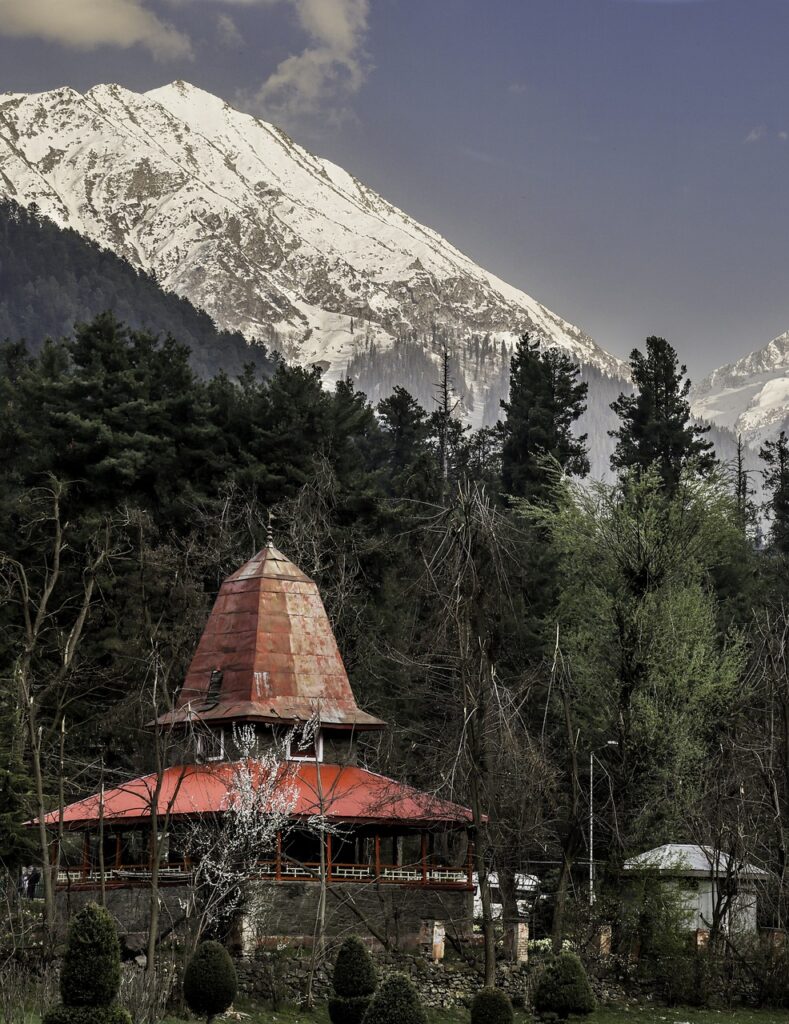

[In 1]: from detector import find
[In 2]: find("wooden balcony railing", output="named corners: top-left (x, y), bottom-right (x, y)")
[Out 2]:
top-left (55, 858), bottom-right (471, 890)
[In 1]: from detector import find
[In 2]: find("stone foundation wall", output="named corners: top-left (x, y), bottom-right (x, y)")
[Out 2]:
top-left (239, 881), bottom-right (473, 953)
top-left (56, 884), bottom-right (193, 950)
top-left (56, 879), bottom-right (472, 955)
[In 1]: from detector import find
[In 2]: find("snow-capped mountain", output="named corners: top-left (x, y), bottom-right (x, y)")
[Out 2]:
top-left (692, 331), bottom-right (789, 449)
top-left (0, 80), bottom-right (627, 438)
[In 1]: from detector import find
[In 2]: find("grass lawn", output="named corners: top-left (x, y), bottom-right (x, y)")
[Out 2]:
top-left (155, 1005), bottom-right (789, 1024)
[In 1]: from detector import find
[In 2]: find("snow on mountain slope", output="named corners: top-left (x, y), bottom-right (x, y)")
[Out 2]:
top-left (0, 79), bottom-right (627, 433)
top-left (692, 331), bottom-right (789, 448)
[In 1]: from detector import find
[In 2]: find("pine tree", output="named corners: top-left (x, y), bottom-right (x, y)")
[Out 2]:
top-left (610, 336), bottom-right (715, 493)
top-left (734, 434), bottom-right (757, 536)
top-left (500, 334), bottom-right (589, 503)
top-left (760, 430), bottom-right (789, 554)
top-left (375, 387), bottom-right (438, 499)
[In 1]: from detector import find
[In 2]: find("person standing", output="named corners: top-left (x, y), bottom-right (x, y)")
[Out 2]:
top-left (26, 865), bottom-right (40, 899)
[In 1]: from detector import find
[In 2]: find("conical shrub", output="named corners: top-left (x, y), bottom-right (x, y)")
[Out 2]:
top-left (43, 902), bottom-right (131, 1024)
top-left (533, 951), bottom-right (596, 1019)
top-left (471, 987), bottom-right (514, 1024)
top-left (362, 973), bottom-right (426, 1024)
top-left (328, 935), bottom-right (378, 1024)
top-left (333, 936), bottom-right (377, 997)
top-left (183, 940), bottom-right (238, 1024)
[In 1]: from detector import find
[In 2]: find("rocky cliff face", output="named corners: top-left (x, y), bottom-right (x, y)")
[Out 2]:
top-left (0, 79), bottom-right (628, 453)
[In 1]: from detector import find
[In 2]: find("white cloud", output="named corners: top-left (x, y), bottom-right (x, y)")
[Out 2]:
top-left (0, 0), bottom-right (192, 60)
top-left (779, 131), bottom-right (788, 141)
top-left (238, 0), bottom-right (371, 126)
top-left (744, 125), bottom-right (767, 144)
top-left (216, 12), bottom-right (244, 48)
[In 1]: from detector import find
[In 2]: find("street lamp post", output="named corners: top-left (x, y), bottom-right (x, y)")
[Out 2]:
top-left (589, 740), bottom-right (618, 907)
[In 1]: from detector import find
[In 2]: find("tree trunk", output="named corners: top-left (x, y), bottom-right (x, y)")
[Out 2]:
top-left (27, 700), bottom-right (56, 944)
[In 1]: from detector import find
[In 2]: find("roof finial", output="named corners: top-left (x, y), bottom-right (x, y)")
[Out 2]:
top-left (266, 510), bottom-right (274, 548)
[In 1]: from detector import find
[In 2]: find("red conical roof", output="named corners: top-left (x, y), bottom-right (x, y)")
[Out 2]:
top-left (156, 545), bottom-right (385, 731)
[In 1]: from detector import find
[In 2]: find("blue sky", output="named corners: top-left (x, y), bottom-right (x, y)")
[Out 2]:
top-left (0, 0), bottom-right (787, 376)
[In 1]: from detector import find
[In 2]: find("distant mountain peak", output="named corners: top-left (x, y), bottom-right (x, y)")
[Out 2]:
top-left (692, 330), bottom-right (789, 446)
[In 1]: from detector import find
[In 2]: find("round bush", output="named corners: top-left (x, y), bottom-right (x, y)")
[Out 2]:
top-left (362, 973), bottom-right (426, 1024)
top-left (183, 941), bottom-right (238, 1023)
top-left (533, 952), bottom-right (596, 1020)
top-left (43, 1007), bottom-right (132, 1024)
top-left (60, 903), bottom-right (122, 1009)
top-left (328, 995), bottom-right (373, 1024)
top-left (471, 987), bottom-right (514, 1024)
top-left (333, 936), bottom-right (377, 998)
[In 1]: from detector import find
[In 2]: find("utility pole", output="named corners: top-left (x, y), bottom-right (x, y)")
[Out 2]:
top-left (589, 740), bottom-right (618, 906)
top-left (588, 749), bottom-right (594, 907)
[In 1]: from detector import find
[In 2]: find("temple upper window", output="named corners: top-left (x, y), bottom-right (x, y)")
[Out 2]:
top-left (195, 728), bottom-right (225, 762)
top-left (287, 727), bottom-right (323, 762)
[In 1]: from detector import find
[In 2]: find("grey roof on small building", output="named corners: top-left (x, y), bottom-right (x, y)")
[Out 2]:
top-left (623, 843), bottom-right (768, 880)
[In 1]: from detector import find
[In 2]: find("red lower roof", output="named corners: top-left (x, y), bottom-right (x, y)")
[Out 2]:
top-left (42, 761), bottom-right (473, 830)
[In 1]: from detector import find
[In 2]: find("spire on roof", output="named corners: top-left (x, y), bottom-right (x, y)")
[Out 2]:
top-left (266, 509), bottom-right (274, 549)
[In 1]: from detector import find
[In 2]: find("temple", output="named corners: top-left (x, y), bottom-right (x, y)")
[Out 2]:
top-left (43, 544), bottom-right (475, 949)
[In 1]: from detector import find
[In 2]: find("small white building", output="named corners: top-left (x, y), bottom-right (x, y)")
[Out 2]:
top-left (623, 843), bottom-right (767, 934)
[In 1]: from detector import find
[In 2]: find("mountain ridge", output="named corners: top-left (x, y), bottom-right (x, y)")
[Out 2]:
top-left (3, 78), bottom-right (773, 474)
top-left (0, 79), bottom-right (627, 428)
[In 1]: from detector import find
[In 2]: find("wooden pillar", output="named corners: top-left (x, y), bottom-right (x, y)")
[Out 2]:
top-left (275, 831), bottom-right (282, 880)
top-left (82, 830), bottom-right (90, 878)
top-left (327, 833), bottom-right (333, 884)
top-left (421, 833), bottom-right (428, 885)
top-left (374, 833), bottom-right (381, 879)
top-left (114, 834), bottom-right (122, 870)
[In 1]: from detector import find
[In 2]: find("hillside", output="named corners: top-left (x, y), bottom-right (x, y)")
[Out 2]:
top-left (0, 199), bottom-right (274, 379)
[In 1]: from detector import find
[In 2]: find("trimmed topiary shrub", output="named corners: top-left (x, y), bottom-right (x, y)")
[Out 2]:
top-left (183, 940), bottom-right (238, 1024)
top-left (43, 902), bottom-right (131, 1024)
top-left (533, 952), bottom-right (596, 1020)
top-left (361, 973), bottom-right (427, 1024)
top-left (43, 1010), bottom-right (132, 1024)
top-left (328, 936), bottom-right (378, 1024)
top-left (328, 995), bottom-right (373, 1024)
top-left (471, 987), bottom-right (514, 1024)
top-left (333, 936), bottom-right (377, 997)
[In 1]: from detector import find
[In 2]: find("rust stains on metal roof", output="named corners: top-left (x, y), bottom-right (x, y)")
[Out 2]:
top-left (156, 544), bottom-right (385, 732)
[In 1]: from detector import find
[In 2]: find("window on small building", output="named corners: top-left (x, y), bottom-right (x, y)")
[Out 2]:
top-left (287, 727), bottom-right (323, 762)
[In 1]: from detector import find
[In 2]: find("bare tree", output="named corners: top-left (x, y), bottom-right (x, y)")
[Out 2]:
top-left (412, 482), bottom-right (519, 985)
top-left (0, 482), bottom-right (123, 942)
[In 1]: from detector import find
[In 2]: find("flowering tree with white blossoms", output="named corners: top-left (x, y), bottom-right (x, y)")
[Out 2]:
top-left (182, 725), bottom-right (298, 948)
